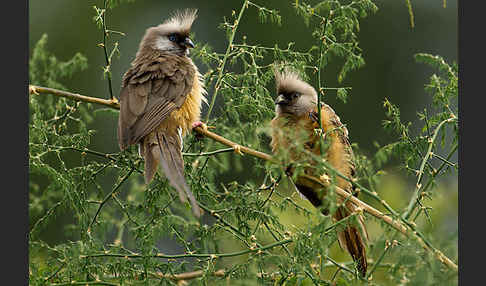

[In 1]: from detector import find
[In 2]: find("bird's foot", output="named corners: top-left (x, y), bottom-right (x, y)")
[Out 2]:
top-left (232, 144), bottom-right (243, 155)
top-left (29, 85), bottom-right (39, 95)
top-left (192, 121), bottom-right (208, 140)
top-left (192, 121), bottom-right (208, 132)
top-left (109, 97), bottom-right (119, 105)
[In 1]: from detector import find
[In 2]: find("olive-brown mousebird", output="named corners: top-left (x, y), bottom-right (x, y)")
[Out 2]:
top-left (270, 67), bottom-right (368, 276)
top-left (117, 9), bottom-right (207, 217)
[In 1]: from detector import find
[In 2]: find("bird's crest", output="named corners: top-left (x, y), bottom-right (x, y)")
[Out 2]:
top-left (273, 65), bottom-right (316, 96)
top-left (161, 8), bottom-right (198, 36)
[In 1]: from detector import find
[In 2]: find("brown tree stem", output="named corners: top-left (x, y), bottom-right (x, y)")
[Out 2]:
top-left (29, 85), bottom-right (120, 108)
top-left (28, 85), bottom-right (457, 271)
top-left (192, 126), bottom-right (273, 161)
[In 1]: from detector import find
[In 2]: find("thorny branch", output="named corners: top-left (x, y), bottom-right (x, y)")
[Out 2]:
top-left (28, 85), bottom-right (458, 271)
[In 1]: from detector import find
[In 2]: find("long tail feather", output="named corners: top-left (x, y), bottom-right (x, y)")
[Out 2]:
top-left (334, 206), bottom-right (367, 277)
top-left (142, 131), bottom-right (202, 217)
top-left (293, 177), bottom-right (367, 275)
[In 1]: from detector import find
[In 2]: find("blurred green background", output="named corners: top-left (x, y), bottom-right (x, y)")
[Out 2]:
top-left (29, 0), bottom-right (457, 271)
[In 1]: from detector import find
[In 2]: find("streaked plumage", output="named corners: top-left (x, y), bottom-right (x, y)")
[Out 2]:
top-left (270, 67), bottom-right (368, 276)
top-left (118, 9), bottom-right (206, 217)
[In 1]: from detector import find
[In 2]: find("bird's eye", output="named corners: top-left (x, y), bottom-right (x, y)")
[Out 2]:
top-left (293, 93), bottom-right (301, 98)
top-left (168, 34), bottom-right (177, 42)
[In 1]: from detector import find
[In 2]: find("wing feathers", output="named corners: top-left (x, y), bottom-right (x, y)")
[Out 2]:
top-left (131, 101), bottom-right (178, 143)
top-left (127, 83), bottom-right (150, 116)
top-left (117, 53), bottom-right (194, 148)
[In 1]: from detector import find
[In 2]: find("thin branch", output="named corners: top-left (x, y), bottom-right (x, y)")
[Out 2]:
top-left (29, 199), bottom-right (64, 237)
top-left (316, 13), bottom-right (330, 140)
top-left (182, 147), bottom-right (236, 157)
top-left (151, 269), bottom-right (225, 281)
top-left (44, 262), bottom-right (67, 282)
top-left (29, 85), bottom-right (119, 108)
top-left (82, 239), bottom-right (293, 260)
top-left (431, 152), bottom-right (456, 167)
top-left (405, 0), bottom-right (415, 28)
top-left (325, 255), bottom-right (356, 275)
top-left (198, 202), bottom-right (255, 249)
top-left (89, 168), bottom-right (134, 230)
top-left (366, 240), bottom-right (393, 278)
top-left (192, 126), bottom-right (273, 161)
top-left (101, 0), bottom-right (115, 100)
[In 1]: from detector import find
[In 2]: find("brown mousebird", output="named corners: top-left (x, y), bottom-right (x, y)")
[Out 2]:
top-left (270, 67), bottom-right (368, 276)
top-left (117, 9), bottom-right (206, 217)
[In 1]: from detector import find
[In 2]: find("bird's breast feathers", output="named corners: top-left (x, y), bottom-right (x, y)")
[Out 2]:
top-left (169, 63), bottom-right (206, 136)
top-left (271, 104), bottom-right (353, 182)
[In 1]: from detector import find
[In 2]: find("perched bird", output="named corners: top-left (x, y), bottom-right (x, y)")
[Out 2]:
top-left (270, 67), bottom-right (368, 276)
top-left (117, 9), bottom-right (206, 217)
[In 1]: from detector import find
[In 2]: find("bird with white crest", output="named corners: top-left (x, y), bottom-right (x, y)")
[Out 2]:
top-left (118, 9), bottom-right (207, 217)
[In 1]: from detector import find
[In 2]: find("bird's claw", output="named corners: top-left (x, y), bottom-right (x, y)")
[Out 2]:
top-left (192, 121), bottom-right (208, 132)
top-left (233, 145), bottom-right (243, 155)
top-left (192, 121), bottom-right (208, 140)
top-left (110, 97), bottom-right (119, 105)
top-left (29, 85), bottom-right (39, 95)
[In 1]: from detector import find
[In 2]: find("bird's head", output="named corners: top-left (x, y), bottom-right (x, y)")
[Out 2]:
top-left (140, 9), bottom-right (198, 56)
top-left (273, 66), bottom-right (318, 117)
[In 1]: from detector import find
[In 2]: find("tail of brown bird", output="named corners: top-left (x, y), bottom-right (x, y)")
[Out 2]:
top-left (141, 130), bottom-right (202, 217)
top-left (333, 205), bottom-right (368, 277)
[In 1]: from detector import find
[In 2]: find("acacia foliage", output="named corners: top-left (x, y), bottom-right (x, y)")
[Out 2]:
top-left (29, 1), bottom-right (457, 285)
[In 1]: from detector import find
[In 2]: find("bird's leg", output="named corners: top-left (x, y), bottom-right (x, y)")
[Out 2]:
top-left (29, 85), bottom-right (39, 95)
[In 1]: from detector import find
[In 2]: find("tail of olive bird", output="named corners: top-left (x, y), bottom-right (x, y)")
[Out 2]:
top-left (333, 205), bottom-right (368, 277)
top-left (141, 130), bottom-right (202, 217)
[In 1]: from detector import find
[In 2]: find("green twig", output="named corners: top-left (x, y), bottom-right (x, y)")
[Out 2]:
top-left (83, 239), bottom-right (293, 260)
top-left (403, 118), bottom-right (457, 219)
top-left (89, 168), bottom-right (134, 230)
top-left (101, 0), bottom-right (115, 100)
top-left (405, 0), bottom-right (415, 28)
top-left (316, 13), bottom-right (330, 142)
top-left (182, 147), bottom-right (236, 157)
top-left (205, 0), bottom-right (249, 122)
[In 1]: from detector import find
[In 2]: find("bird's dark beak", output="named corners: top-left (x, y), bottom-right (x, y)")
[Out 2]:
top-left (182, 37), bottom-right (195, 48)
top-left (275, 94), bottom-right (289, 105)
